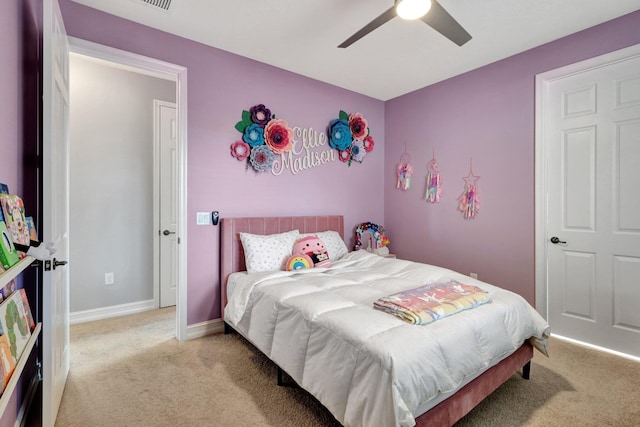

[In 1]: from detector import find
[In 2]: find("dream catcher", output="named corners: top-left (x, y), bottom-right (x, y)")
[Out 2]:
top-left (458, 158), bottom-right (480, 219)
top-left (424, 149), bottom-right (441, 203)
top-left (396, 145), bottom-right (413, 191)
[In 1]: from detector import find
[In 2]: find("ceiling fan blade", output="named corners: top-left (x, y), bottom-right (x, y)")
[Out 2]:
top-left (421, 0), bottom-right (472, 46)
top-left (338, 6), bottom-right (397, 48)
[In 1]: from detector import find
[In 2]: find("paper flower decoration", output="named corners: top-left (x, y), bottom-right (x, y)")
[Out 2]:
top-left (264, 119), bottom-right (293, 154)
top-left (231, 140), bottom-right (250, 161)
top-left (231, 104), bottom-right (293, 173)
top-left (328, 110), bottom-right (374, 166)
top-left (249, 145), bottom-right (275, 173)
top-left (328, 118), bottom-right (352, 151)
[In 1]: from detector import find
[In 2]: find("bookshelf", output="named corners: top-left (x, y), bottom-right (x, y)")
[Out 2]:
top-left (0, 256), bottom-right (41, 415)
top-left (0, 257), bottom-right (35, 285)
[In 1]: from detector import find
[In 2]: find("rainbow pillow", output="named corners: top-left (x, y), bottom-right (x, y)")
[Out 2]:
top-left (285, 253), bottom-right (314, 271)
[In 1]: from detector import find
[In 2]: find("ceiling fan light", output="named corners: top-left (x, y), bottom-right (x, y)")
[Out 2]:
top-left (396, 0), bottom-right (432, 20)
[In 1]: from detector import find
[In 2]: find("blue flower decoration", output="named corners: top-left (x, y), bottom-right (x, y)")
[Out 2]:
top-left (243, 123), bottom-right (265, 147)
top-left (328, 119), bottom-right (352, 151)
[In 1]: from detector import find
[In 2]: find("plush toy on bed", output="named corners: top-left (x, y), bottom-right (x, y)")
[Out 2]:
top-left (285, 235), bottom-right (331, 271)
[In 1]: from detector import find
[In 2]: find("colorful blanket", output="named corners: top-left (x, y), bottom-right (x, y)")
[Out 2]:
top-left (373, 280), bottom-right (491, 325)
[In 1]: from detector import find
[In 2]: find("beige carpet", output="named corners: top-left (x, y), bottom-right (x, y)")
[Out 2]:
top-left (55, 308), bottom-right (640, 427)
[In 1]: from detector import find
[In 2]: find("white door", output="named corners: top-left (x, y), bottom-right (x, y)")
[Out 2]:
top-left (542, 47), bottom-right (640, 358)
top-left (42, 0), bottom-right (70, 425)
top-left (156, 101), bottom-right (178, 308)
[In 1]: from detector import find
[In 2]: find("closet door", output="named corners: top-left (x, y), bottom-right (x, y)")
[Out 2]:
top-left (540, 46), bottom-right (640, 358)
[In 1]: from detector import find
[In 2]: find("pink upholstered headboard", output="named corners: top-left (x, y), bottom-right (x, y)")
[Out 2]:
top-left (220, 215), bottom-right (344, 319)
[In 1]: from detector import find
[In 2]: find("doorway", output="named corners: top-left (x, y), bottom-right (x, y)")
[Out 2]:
top-left (68, 37), bottom-right (188, 340)
top-left (535, 44), bottom-right (640, 359)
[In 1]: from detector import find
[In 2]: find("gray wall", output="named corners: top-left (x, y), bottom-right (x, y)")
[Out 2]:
top-left (69, 54), bottom-right (175, 313)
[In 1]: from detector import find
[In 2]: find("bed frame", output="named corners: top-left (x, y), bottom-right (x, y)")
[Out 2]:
top-left (220, 215), bottom-right (533, 427)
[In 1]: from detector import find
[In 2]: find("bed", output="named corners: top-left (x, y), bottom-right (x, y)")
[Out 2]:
top-left (220, 215), bottom-right (550, 427)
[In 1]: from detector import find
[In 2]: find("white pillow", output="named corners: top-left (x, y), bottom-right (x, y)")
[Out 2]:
top-left (240, 229), bottom-right (300, 272)
top-left (301, 230), bottom-right (348, 260)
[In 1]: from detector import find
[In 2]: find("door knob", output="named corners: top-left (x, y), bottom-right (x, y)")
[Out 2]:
top-left (550, 236), bottom-right (566, 244)
top-left (163, 230), bottom-right (176, 236)
top-left (53, 258), bottom-right (68, 269)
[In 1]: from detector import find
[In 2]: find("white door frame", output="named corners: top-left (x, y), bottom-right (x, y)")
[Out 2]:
top-left (68, 37), bottom-right (188, 341)
top-left (534, 43), bottom-right (640, 321)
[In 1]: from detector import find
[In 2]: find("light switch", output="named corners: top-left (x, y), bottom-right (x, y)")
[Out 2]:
top-left (196, 212), bottom-right (211, 225)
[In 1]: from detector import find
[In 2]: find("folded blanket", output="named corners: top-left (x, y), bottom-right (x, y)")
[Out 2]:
top-left (373, 280), bottom-right (491, 325)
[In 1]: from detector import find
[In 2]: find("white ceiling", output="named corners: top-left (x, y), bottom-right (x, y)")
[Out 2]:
top-left (69, 0), bottom-right (640, 101)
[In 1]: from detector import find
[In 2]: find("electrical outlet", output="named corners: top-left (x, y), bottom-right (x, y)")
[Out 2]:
top-left (196, 212), bottom-right (211, 225)
top-left (105, 272), bottom-right (114, 285)
top-left (470, 272), bottom-right (478, 279)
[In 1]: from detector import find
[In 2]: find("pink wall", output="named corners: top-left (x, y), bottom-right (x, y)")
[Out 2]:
top-left (58, 0), bottom-right (386, 323)
top-left (384, 11), bottom-right (640, 305)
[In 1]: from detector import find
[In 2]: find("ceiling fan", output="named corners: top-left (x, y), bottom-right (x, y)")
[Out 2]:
top-left (338, 0), bottom-right (472, 48)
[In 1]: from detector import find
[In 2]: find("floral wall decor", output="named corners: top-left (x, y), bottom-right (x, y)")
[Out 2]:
top-left (328, 110), bottom-right (374, 166)
top-left (230, 104), bottom-right (294, 173)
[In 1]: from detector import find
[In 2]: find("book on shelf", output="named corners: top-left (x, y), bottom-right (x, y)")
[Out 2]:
top-left (0, 290), bottom-right (32, 364)
top-left (25, 216), bottom-right (37, 241)
top-left (0, 280), bottom-right (16, 304)
top-left (0, 334), bottom-right (16, 394)
top-left (18, 289), bottom-right (34, 331)
top-left (0, 221), bottom-right (20, 269)
top-left (0, 195), bottom-right (30, 248)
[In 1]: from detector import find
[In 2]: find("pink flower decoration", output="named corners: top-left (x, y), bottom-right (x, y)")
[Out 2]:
top-left (348, 112), bottom-right (368, 140)
top-left (363, 135), bottom-right (375, 152)
top-left (338, 149), bottom-right (351, 163)
top-left (230, 140), bottom-right (250, 161)
top-left (264, 119), bottom-right (293, 154)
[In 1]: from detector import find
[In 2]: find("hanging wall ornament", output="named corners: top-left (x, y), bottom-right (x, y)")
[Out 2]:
top-left (396, 144), bottom-right (413, 191)
top-left (457, 158), bottom-right (480, 219)
top-left (425, 149), bottom-right (441, 203)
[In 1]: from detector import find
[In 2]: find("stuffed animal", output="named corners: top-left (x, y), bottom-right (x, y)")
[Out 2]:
top-left (292, 236), bottom-right (331, 268)
top-left (13, 241), bottom-right (56, 261)
top-left (285, 253), bottom-right (314, 271)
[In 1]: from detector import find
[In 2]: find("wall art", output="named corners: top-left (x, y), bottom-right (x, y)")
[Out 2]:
top-left (425, 149), bottom-right (441, 203)
top-left (328, 110), bottom-right (374, 166)
top-left (396, 145), bottom-right (413, 191)
top-left (458, 158), bottom-right (480, 219)
top-left (230, 104), bottom-right (294, 173)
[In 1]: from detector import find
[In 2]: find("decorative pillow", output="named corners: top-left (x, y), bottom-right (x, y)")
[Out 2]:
top-left (302, 230), bottom-right (348, 261)
top-left (285, 253), bottom-right (314, 271)
top-left (240, 229), bottom-right (300, 273)
top-left (293, 235), bottom-right (331, 268)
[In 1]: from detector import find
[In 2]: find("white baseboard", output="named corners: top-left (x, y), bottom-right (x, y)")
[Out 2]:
top-left (70, 299), bottom-right (156, 325)
top-left (186, 318), bottom-right (224, 340)
top-left (70, 302), bottom-right (225, 341)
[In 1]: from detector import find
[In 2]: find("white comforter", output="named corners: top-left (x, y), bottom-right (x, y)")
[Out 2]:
top-left (224, 251), bottom-right (550, 427)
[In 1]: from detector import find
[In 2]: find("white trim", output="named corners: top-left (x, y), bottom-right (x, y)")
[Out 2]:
top-left (534, 44), bottom-right (640, 321)
top-left (552, 334), bottom-right (640, 363)
top-left (68, 37), bottom-right (188, 341)
top-left (70, 300), bottom-right (156, 325)
top-left (186, 318), bottom-right (225, 340)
